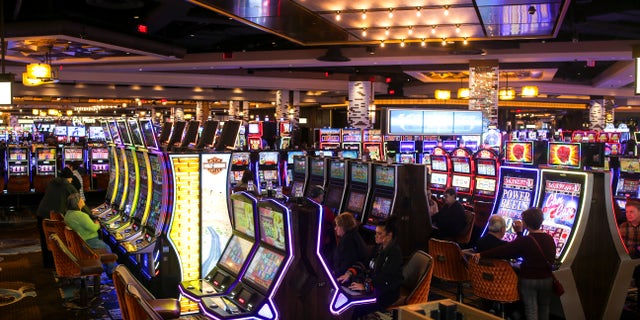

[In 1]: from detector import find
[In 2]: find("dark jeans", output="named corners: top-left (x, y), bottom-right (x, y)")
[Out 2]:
top-left (519, 277), bottom-right (552, 320)
top-left (37, 216), bottom-right (54, 268)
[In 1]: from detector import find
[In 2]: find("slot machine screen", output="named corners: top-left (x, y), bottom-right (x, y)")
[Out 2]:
top-left (64, 148), bottom-right (83, 161)
top-left (494, 169), bottom-right (538, 241)
top-left (315, 150), bottom-right (334, 157)
top-left (68, 126), bottom-right (86, 137)
top-left (350, 163), bottom-right (368, 184)
top-left (442, 140), bottom-right (457, 153)
top-left (430, 173), bottom-right (448, 189)
top-left (615, 178), bottom-right (639, 195)
top-left (325, 188), bottom-right (343, 209)
top-left (329, 161), bottom-right (345, 180)
top-left (374, 165), bottom-right (395, 188)
top-left (180, 120), bottom-right (200, 147)
top-left (399, 154), bottom-right (415, 163)
top-left (475, 177), bottom-right (497, 196)
top-left (422, 141), bottom-right (437, 154)
top-left (430, 156), bottom-right (448, 172)
top-left (399, 141), bottom-right (415, 153)
top-left (37, 148), bottom-right (55, 160)
top-left (218, 235), bottom-right (254, 275)
top-left (54, 126), bottom-right (67, 136)
top-left (287, 151), bottom-right (305, 164)
top-left (293, 156), bottom-right (306, 174)
top-left (341, 150), bottom-right (358, 159)
top-left (262, 170), bottom-right (278, 181)
top-left (547, 142), bottom-right (581, 168)
top-left (259, 152), bottom-right (278, 165)
top-left (581, 143), bottom-right (605, 167)
top-left (616, 199), bottom-right (627, 210)
top-left (291, 181), bottom-right (304, 196)
top-left (127, 119), bottom-right (145, 148)
top-left (346, 192), bottom-right (366, 213)
top-left (243, 247), bottom-right (285, 292)
top-left (231, 152), bottom-right (250, 165)
top-left (117, 120), bottom-right (133, 146)
top-left (451, 158), bottom-right (471, 174)
top-left (259, 205), bottom-right (286, 250)
top-left (91, 148), bottom-right (108, 160)
top-left (451, 175), bottom-right (471, 192)
top-left (369, 196), bottom-right (393, 220)
top-left (100, 121), bottom-right (112, 143)
top-left (476, 159), bottom-right (496, 176)
top-left (310, 158), bottom-right (324, 177)
top-left (89, 126), bottom-right (106, 141)
top-left (232, 196), bottom-right (255, 237)
top-left (139, 119), bottom-right (159, 149)
top-left (619, 158), bottom-right (640, 173)
top-left (145, 154), bottom-right (163, 233)
top-left (231, 171), bottom-right (243, 184)
top-left (248, 123), bottom-right (260, 134)
top-left (504, 141), bottom-right (534, 165)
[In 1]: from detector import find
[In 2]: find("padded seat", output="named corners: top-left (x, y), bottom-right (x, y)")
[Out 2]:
top-left (64, 227), bottom-right (118, 266)
top-left (113, 265), bottom-right (180, 320)
top-left (428, 238), bottom-right (470, 303)
top-left (469, 258), bottom-right (519, 317)
top-left (391, 250), bottom-right (434, 307)
top-left (453, 210), bottom-right (475, 247)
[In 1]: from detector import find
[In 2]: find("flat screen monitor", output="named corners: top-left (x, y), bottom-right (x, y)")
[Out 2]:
top-left (451, 157), bottom-right (471, 174)
top-left (54, 126), bottom-right (67, 136)
top-left (399, 154), bottom-right (415, 163)
top-left (451, 175), bottom-right (471, 192)
top-left (231, 195), bottom-right (256, 238)
top-left (127, 119), bottom-right (145, 148)
top-left (293, 156), bottom-right (306, 174)
top-left (37, 148), bottom-right (55, 160)
top-left (287, 151), bottom-right (305, 164)
top-left (261, 170), bottom-right (278, 181)
top-left (504, 141), bottom-right (534, 165)
top-left (325, 187), bottom-right (343, 209)
top-left (258, 205), bottom-right (286, 250)
top-left (374, 165), bottom-right (395, 188)
top-left (243, 247), bottom-right (284, 292)
top-left (369, 196), bottom-right (393, 220)
top-left (259, 152), bottom-right (278, 165)
top-left (430, 172), bottom-right (448, 189)
top-left (248, 122), bottom-right (261, 134)
top-left (91, 147), bottom-right (109, 160)
top-left (291, 181), bottom-right (304, 197)
top-left (474, 177), bottom-right (497, 196)
top-left (350, 162), bottom-right (368, 184)
top-left (231, 152), bottom-right (250, 166)
top-left (218, 235), bottom-right (254, 275)
top-left (158, 122), bottom-right (172, 144)
top-left (615, 178), bottom-right (639, 196)
top-left (310, 158), bottom-right (324, 177)
top-left (493, 168), bottom-right (539, 242)
top-left (329, 160), bottom-right (345, 180)
top-left (196, 120), bottom-right (218, 149)
top-left (167, 121), bottom-right (186, 146)
top-left (341, 149), bottom-right (358, 159)
top-left (619, 157), bottom-right (640, 173)
top-left (314, 150), bottom-right (334, 157)
top-left (64, 148), bottom-right (83, 161)
top-left (116, 120), bottom-right (133, 146)
top-left (399, 141), bottom-right (415, 153)
top-left (145, 154), bottom-right (164, 233)
top-left (100, 121), bottom-right (112, 143)
top-left (430, 156), bottom-right (448, 172)
top-left (476, 159), bottom-right (497, 176)
top-left (547, 142), bottom-right (581, 168)
top-left (345, 191), bottom-right (366, 213)
top-left (139, 119), bottom-right (159, 150)
top-left (442, 140), bottom-right (457, 153)
top-left (580, 142), bottom-right (605, 168)
top-left (180, 120), bottom-right (200, 147)
top-left (214, 120), bottom-right (241, 151)
top-left (68, 126), bottom-right (86, 137)
top-left (422, 141), bottom-right (438, 154)
top-left (89, 126), bottom-right (106, 141)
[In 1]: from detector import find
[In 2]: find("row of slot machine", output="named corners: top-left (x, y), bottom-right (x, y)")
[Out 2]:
top-left (316, 128), bottom-right (385, 161)
top-left (0, 143), bottom-right (109, 193)
top-left (481, 139), bottom-right (637, 319)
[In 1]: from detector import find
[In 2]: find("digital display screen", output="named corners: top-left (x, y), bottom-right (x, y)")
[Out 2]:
top-left (329, 161), bottom-right (345, 180)
top-left (310, 158), bottom-right (324, 177)
top-left (132, 152), bottom-right (149, 221)
top-left (117, 120), bottom-right (133, 146)
top-left (341, 150), bottom-right (358, 159)
top-left (8, 148), bottom-right (27, 160)
top-left (64, 148), bottom-right (83, 161)
top-left (287, 151), bottom-right (305, 164)
top-left (346, 192), bottom-right (366, 213)
top-left (113, 150), bottom-right (127, 209)
top-left (293, 156), bottom-right (306, 174)
top-left (259, 205), bottom-right (286, 250)
top-left (451, 158), bottom-right (471, 174)
top-left (89, 126), bottom-right (105, 140)
top-left (248, 123), bottom-right (260, 134)
top-left (476, 159), bottom-right (496, 176)
top-left (430, 156), bottom-right (448, 172)
top-left (54, 126), bottom-right (67, 136)
top-left (422, 141), bottom-right (438, 154)
top-left (442, 140), bottom-right (458, 153)
top-left (291, 181), bottom-right (304, 197)
top-left (232, 197), bottom-right (255, 238)
top-left (101, 121), bottom-right (112, 143)
top-left (494, 170), bottom-right (537, 241)
top-left (370, 196), bottom-right (393, 219)
top-left (128, 119), bottom-right (145, 147)
top-left (504, 141), bottom-right (534, 165)
top-left (325, 188), bottom-right (343, 209)
top-left (616, 178), bottom-right (640, 196)
top-left (451, 175), bottom-right (471, 192)
top-left (145, 153), bottom-right (164, 233)
top-left (91, 148), bottom-right (109, 160)
top-left (259, 152), bottom-right (278, 165)
top-left (399, 141), bottom-right (415, 153)
top-left (430, 172), bottom-right (448, 188)
top-left (399, 154), bottom-right (415, 163)
top-left (108, 121), bottom-right (122, 145)
top-left (619, 158), bottom-right (640, 173)
top-left (548, 142), bottom-right (581, 168)
top-left (374, 165), bottom-right (395, 188)
top-left (243, 247), bottom-right (284, 292)
top-left (219, 235), bottom-right (254, 275)
top-left (139, 119), bottom-right (159, 149)
top-left (538, 177), bottom-right (584, 259)
top-left (68, 126), bottom-right (86, 137)
top-left (262, 170), bottom-right (278, 181)
top-left (350, 163), bottom-right (368, 184)
top-left (37, 148), bottom-right (55, 160)
top-left (122, 150), bottom-right (138, 216)
top-left (231, 152), bottom-right (250, 165)
top-left (475, 177), bottom-right (497, 194)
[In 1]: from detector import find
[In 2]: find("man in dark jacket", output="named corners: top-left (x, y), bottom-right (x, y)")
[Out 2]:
top-left (431, 188), bottom-right (467, 240)
top-left (36, 170), bottom-right (79, 268)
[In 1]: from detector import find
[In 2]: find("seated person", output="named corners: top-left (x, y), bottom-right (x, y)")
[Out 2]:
top-left (64, 193), bottom-right (117, 276)
top-left (620, 200), bottom-right (640, 290)
top-left (337, 217), bottom-right (403, 320)
top-left (332, 212), bottom-right (368, 277)
top-left (475, 215), bottom-right (523, 252)
top-left (431, 188), bottom-right (466, 240)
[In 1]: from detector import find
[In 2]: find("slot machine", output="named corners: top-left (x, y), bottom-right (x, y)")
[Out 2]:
top-left (255, 151), bottom-right (280, 195)
top-left (89, 146), bottom-right (110, 190)
top-left (362, 163), bottom-right (430, 253)
top-left (318, 128), bottom-right (341, 150)
top-left (419, 140), bottom-right (438, 166)
top-left (612, 157), bottom-right (640, 215)
top-left (362, 129), bottom-right (383, 161)
top-left (278, 120), bottom-right (292, 150)
top-left (229, 152), bottom-right (251, 191)
top-left (180, 192), bottom-right (259, 303)
top-left (91, 119), bottom-right (118, 215)
top-left (6, 145), bottom-right (31, 193)
top-left (396, 140), bottom-right (417, 164)
top-left (449, 147), bottom-right (475, 203)
top-left (323, 158), bottom-right (347, 215)
top-left (247, 121), bottom-right (263, 151)
top-left (472, 148), bottom-right (500, 228)
top-left (428, 147), bottom-right (451, 197)
top-left (304, 157), bottom-right (326, 197)
top-left (195, 120), bottom-right (219, 151)
top-left (341, 128), bottom-right (362, 158)
top-left (62, 145), bottom-right (85, 171)
top-left (289, 155), bottom-right (307, 197)
top-left (282, 150), bottom-right (305, 188)
top-left (33, 146), bottom-right (56, 192)
top-left (341, 161), bottom-right (371, 222)
top-left (200, 199), bottom-right (294, 320)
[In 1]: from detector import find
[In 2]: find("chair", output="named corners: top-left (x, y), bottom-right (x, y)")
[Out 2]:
top-left (64, 227), bottom-right (118, 270)
top-left (113, 265), bottom-right (180, 320)
top-left (50, 210), bottom-right (64, 221)
top-left (125, 284), bottom-right (165, 320)
top-left (468, 258), bottom-right (519, 318)
top-left (391, 250), bottom-right (434, 307)
top-left (428, 238), bottom-right (470, 303)
top-left (453, 210), bottom-right (475, 246)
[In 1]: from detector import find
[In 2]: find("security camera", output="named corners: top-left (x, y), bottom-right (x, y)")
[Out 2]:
top-left (528, 6), bottom-right (536, 15)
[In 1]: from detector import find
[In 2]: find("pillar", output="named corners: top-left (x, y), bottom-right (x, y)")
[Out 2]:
top-left (347, 79), bottom-right (374, 129)
top-left (228, 100), bottom-right (242, 120)
top-left (173, 106), bottom-right (184, 121)
top-left (469, 60), bottom-right (499, 131)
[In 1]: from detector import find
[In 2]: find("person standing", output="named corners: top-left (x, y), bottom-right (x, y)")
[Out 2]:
top-left (36, 169), bottom-right (78, 268)
top-left (66, 163), bottom-right (85, 201)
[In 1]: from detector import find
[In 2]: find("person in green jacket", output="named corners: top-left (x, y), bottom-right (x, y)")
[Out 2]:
top-left (63, 193), bottom-right (116, 275)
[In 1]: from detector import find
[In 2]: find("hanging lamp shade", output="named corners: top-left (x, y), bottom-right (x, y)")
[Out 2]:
top-left (498, 88), bottom-right (516, 100)
top-left (457, 87), bottom-right (470, 99)
top-left (521, 85), bottom-right (539, 97)
top-left (435, 89), bottom-right (451, 100)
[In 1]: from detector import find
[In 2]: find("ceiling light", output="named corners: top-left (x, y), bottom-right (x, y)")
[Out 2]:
top-left (463, 37), bottom-right (468, 45)
top-left (435, 90), bottom-right (451, 100)
top-left (362, 28), bottom-right (367, 37)
top-left (361, 10), bottom-right (367, 20)
top-left (521, 86), bottom-right (539, 97)
top-left (431, 25), bottom-right (437, 34)
top-left (388, 8), bottom-right (394, 19)
top-left (456, 24), bottom-right (461, 33)
top-left (408, 26), bottom-right (413, 35)
top-left (385, 27), bottom-right (390, 36)
top-left (421, 39), bottom-right (427, 47)
top-left (499, 88), bottom-right (516, 100)
top-left (416, 7), bottom-right (422, 17)
top-left (32, 109), bottom-right (39, 115)
top-left (400, 39), bottom-right (405, 48)
top-left (335, 11), bottom-right (341, 21)
top-left (380, 40), bottom-right (385, 48)
top-left (443, 5), bottom-right (450, 16)
top-left (457, 88), bottom-right (470, 99)
top-left (442, 38), bottom-right (447, 46)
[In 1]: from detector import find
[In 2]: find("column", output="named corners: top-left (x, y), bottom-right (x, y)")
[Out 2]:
top-left (469, 60), bottom-right (499, 130)
top-left (173, 106), bottom-right (185, 121)
top-left (195, 101), bottom-right (209, 122)
top-left (588, 99), bottom-right (607, 131)
top-left (347, 79), bottom-right (374, 129)
top-left (228, 100), bottom-right (242, 120)
top-left (275, 90), bottom-right (290, 120)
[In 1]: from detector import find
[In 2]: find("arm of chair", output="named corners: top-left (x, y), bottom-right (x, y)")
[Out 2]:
top-left (50, 233), bottom-right (103, 275)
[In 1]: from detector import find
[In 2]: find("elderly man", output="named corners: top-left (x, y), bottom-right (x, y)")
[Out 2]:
top-left (475, 215), bottom-right (523, 252)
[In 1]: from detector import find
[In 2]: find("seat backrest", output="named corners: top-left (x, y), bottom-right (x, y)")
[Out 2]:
top-left (42, 219), bottom-right (67, 251)
top-left (64, 227), bottom-right (99, 261)
top-left (402, 251), bottom-right (434, 305)
top-left (113, 264), bottom-right (156, 303)
top-left (48, 233), bottom-right (83, 278)
top-left (50, 210), bottom-right (64, 221)
top-left (113, 266), bottom-right (132, 320)
top-left (453, 210), bottom-right (475, 245)
top-left (469, 258), bottom-right (519, 303)
top-left (125, 284), bottom-right (164, 320)
top-left (428, 238), bottom-right (469, 282)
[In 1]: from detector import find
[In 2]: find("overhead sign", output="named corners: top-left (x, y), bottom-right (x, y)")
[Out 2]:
top-left (386, 108), bottom-right (483, 135)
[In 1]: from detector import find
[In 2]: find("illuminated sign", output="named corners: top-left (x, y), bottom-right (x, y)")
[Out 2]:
top-left (386, 109), bottom-right (482, 135)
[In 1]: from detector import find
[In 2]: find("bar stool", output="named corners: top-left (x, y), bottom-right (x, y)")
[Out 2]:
top-left (468, 258), bottom-right (519, 318)
top-left (428, 238), bottom-right (470, 302)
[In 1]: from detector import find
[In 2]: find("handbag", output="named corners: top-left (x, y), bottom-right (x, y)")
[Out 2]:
top-left (530, 235), bottom-right (565, 296)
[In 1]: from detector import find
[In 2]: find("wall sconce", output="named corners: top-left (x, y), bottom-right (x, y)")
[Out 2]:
top-left (521, 86), bottom-right (539, 97)
top-left (457, 88), bottom-right (470, 99)
top-left (435, 90), bottom-right (451, 100)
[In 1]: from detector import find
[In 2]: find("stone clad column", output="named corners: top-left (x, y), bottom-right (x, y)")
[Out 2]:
top-left (275, 90), bottom-right (290, 120)
top-left (228, 100), bottom-right (242, 119)
top-left (173, 106), bottom-right (184, 121)
top-left (347, 79), bottom-right (373, 129)
top-left (469, 60), bottom-right (499, 130)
